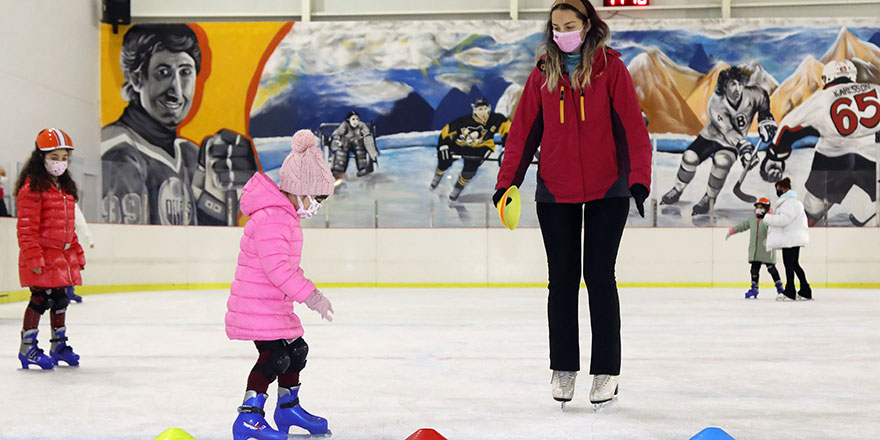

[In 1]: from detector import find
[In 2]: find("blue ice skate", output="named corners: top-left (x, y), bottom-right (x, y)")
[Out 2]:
top-left (274, 386), bottom-right (330, 436)
top-left (49, 327), bottom-right (80, 366)
top-left (233, 391), bottom-right (288, 440)
top-left (66, 286), bottom-right (83, 303)
top-left (745, 282), bottom-right (759, 299)
top-left (19, 329), bottom-right (54, 370)
top-left (775, 281), bottom-right (784, 295)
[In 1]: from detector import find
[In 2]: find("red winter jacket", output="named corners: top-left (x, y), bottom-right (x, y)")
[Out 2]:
top-left (17, 179), bottom-right (84, 288)
top-left (496, 48), bottom-right (651, 203)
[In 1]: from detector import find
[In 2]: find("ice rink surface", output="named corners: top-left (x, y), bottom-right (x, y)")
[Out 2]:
top-left (2, 287), bottom-right (879, 440)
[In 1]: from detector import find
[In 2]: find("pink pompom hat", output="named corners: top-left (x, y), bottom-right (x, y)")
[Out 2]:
top-left (279, 129), bottom-right (335, 196)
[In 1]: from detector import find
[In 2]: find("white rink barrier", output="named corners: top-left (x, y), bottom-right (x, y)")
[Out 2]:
top-left (2, 218), bottom-right (880, 296)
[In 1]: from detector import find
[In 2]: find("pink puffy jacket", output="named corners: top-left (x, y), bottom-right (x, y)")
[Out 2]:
top-left (225, 173), bottom-right (316, 341)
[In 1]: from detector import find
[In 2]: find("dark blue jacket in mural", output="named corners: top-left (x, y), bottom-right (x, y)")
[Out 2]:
top-left (496, 48), bottom-right (652, 204)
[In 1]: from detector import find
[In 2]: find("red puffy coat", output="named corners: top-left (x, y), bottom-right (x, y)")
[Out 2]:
top-left (17, 179), bottom-right (84, 288)
top-left (497, 48), bottom-right (652, 203)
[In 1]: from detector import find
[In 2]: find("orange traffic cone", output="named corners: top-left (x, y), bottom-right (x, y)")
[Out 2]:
top-left (405, 428), bottom-right (447, 440)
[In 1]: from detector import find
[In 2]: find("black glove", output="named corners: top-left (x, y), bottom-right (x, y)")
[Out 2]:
top-left (630, 184), bottom-right (649, 218)
top-left (195, 129), bottom-right (259, 225)
top-left (493, 187), bottom-right (509, 208)
top-left (760, 153), bottom-right (785, 182)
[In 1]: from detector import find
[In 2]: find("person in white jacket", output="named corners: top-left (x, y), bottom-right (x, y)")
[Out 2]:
top-left (66, 203), bottom-right (94, 303)
top-left (763, 177), bottom-right (811, 301)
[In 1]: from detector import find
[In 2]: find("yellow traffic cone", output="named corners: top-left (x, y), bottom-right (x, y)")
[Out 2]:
top-left (153, 427), bottom-right (197, 440)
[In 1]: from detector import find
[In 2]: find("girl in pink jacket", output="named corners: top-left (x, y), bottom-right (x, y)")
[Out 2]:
top-left (226, 129), bottom-right (335, 439)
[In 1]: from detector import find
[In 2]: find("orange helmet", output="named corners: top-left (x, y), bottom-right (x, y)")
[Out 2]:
top-left (754, 197), bottom-right (771, 207)
top-left (35, 128), bottom-right (74, 152)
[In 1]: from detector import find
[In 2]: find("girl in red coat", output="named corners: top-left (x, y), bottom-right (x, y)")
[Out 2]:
top-left (14, 128), bottom-right (84, 369)
top-left (494, 0), bottom-right (651, 408)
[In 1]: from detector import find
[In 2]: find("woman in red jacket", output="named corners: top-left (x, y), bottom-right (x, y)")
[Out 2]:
top-left (494, 0), bottom-right (651, 408)
top-left (14, 128), bottom-right (84, 370)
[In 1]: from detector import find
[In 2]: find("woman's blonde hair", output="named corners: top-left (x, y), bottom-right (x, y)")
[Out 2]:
top-left (538, 0), bottom-right (610, 91)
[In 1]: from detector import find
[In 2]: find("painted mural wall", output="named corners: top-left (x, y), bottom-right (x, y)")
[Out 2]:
top-left (99, 19), bottom-right (880, 227)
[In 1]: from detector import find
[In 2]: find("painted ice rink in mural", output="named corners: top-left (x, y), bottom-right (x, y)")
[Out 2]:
top-left (246, 19), bottom-right (880, 227)
top-left (255, 135), bottom-right (871, 228)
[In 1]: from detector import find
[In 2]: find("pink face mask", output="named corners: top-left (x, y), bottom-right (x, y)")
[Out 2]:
top-left (45, 159), bottom-right (68, 177)
top-left (553, 28), bottom-right (585, 53)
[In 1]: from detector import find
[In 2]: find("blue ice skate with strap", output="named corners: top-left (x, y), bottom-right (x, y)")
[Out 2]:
top-left (274, 386), bottom-right (330, 437)
top-left (19, 329), bottom-right (55, 370)
top-left (66, 286), bottom-right (83, 303)
top-left (745, 282), bottom-right (758, 299)
top-left (50, 326), bottom-right (80, 366)
top-left (233, 391), bottom-right (288, 440)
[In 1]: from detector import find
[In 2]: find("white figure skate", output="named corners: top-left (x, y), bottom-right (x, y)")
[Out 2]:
top-left (590, 374), bottom-right (619, 411)
top-left (551, 370), bottom-right (577, 409)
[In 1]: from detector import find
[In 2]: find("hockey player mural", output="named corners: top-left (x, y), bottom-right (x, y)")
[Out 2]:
top-left (329, 111), bottom-right (377, 180)
top-left (660, 66), bottom-right (778, 216)
top-left (101, 24), bottom-right (259, 226)
top-left (431, 98), bottom-right (511, 201)
top-left (95, 20), bottom-right (880, 228)
top-left (762, 60), bottom-right (880, 227)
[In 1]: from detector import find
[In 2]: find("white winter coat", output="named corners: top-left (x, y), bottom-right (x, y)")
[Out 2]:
top-left (74, 202), bottom-right (95, 248)
top-left (764, 190), bottom-right (809, 250)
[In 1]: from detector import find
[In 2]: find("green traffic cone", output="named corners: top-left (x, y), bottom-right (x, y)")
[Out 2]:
top-left (153, 427), bottom-right (197, 440)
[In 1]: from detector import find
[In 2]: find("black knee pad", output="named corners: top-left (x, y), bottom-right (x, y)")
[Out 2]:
top-left (49, 289), bottom-right (70, 311)
top-left (269, 342), bottom-right (292, 376)
top-left (254, 340), bottom-right (290, 382)
top-left (286, 337), bottom-right (309, 373)
top-left (27, 290), bottom-right (51, 314)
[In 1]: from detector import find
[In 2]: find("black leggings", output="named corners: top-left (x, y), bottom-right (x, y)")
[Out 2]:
top-left (750, 262), bottom-right (781, 285)
top-left (537, 197), bottom-right (629, 375)
top-left (781, 247), bottom-right (809, 291)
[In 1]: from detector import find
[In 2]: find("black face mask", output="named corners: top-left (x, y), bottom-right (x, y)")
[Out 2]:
top-left (776, 189), bottom-right (785, 197)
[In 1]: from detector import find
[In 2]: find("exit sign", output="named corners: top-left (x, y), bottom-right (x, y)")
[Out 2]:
top-left (603, 0), bottom-right (650, 6)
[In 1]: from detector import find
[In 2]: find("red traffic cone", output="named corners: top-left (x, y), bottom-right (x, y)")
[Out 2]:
top-left (405, 428), bottom-right (447, 440)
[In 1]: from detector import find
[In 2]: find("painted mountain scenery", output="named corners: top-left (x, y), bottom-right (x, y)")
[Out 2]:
top-left (246, 19), bottom-right (880, 227)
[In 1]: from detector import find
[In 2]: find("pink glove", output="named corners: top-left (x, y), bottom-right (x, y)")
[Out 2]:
top-left (304, 289), bottom-right (334, 321)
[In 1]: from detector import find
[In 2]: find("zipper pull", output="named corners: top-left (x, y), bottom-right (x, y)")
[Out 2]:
top-left (579, 88), bottom-right (585, 121)
top-left (559, 86), bottom-right (565, 124)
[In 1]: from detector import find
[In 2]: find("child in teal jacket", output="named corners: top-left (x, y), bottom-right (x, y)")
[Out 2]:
top-left (726, 198), bottom-right (783, 299)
